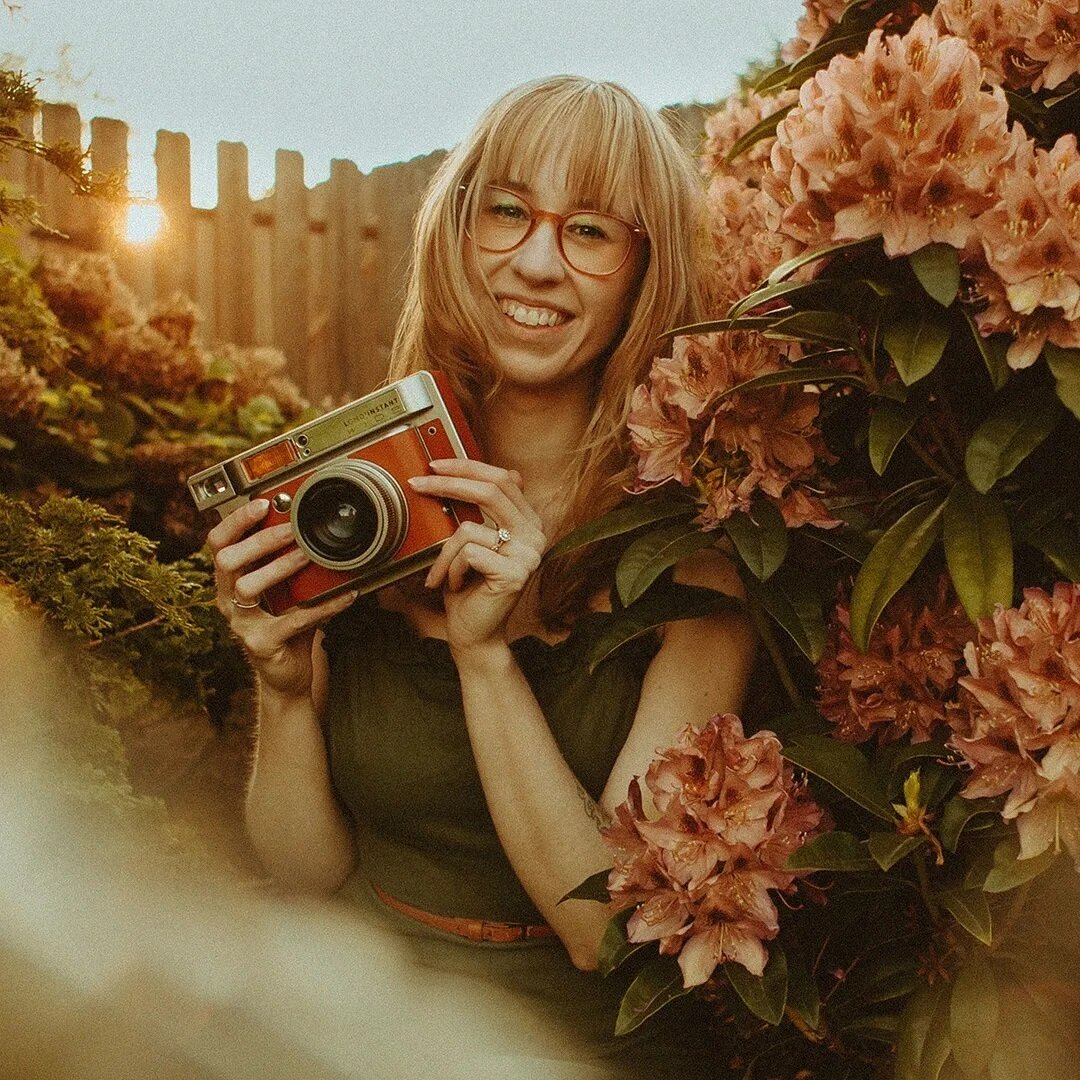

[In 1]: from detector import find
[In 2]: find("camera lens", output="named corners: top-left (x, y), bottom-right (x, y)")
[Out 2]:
top-left (297, 478), bottom-right (379, 560)
top-left (293, 460), bottom-right (408, 569)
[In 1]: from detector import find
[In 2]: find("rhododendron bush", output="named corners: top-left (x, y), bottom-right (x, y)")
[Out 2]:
top-left (564, 2), bottom-right (1080, 1076)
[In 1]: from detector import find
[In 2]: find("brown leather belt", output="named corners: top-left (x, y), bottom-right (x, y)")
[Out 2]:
top-left (372, 883), bottom-right (556, 943)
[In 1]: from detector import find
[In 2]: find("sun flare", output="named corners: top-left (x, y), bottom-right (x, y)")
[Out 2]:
top-left (123, 201), bottom-right (164, 245)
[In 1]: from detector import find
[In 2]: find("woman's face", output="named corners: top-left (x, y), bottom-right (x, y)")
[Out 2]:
top-left (464, 153), bottom-right (647, 393)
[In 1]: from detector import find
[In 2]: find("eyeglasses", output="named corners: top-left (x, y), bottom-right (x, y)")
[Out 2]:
top-left (467, 184), bottom-right (648, 277)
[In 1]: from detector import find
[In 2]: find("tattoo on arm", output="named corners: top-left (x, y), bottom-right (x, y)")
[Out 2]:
top-left (576, 780), bottom-right (612, 832)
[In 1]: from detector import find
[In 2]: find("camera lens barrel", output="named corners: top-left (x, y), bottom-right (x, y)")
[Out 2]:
top-left (292, 460), bottom-right (409, 569)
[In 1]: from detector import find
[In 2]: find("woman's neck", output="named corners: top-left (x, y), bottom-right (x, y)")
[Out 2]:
top-left (482, 379), bottom-right (592, 527)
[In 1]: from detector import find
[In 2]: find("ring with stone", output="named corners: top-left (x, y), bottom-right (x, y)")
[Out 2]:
top-left (491, 527), bottom-right (511, 553)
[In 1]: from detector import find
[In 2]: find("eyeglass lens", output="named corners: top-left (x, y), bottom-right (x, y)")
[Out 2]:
top-left (473, 186), bottom-right (634, 276)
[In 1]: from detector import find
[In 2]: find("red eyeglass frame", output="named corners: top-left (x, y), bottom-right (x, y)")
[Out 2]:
top-left (464, 184), bottom-right (649, 278)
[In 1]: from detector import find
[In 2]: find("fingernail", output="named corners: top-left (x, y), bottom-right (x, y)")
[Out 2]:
top-left (252, 498), bottom-right (270, 513)
top-left (424, 570), bottom-right (435, 588)
top-left (407, 476), bottom-right (425, 488)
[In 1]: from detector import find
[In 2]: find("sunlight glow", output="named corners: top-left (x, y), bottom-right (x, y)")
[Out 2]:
top-left (124, 201), bottom-right (165, 245)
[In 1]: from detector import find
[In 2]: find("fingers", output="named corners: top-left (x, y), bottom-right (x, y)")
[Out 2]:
top-left (233, 546), bottom-right (311, 606)
top-left (214, 522), bottom-right (297, 576)
top-left (418, 459), bottom-right (534, 516)
top-left (428, 520), bottom-right (542, 591)
top-left (243, 588), bottom-right (359, 658)
top-left (207, 498), bottom-right (271, 553)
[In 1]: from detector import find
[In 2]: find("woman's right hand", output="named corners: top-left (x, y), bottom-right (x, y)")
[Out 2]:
top-left (208, 498), bottom-right (357, 699)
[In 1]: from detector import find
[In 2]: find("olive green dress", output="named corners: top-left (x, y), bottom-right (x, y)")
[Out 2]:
top-left (321, 597), bottom-right (719, 1079)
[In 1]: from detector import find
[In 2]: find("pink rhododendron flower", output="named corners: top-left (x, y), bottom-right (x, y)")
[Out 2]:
top-left (604, 714), bottom-right (827, 987)
top-left (628, 333), bottom-right (839, 530)
top-left (971, 133), bottom-right (1080, 367)
top-left (700, 90), bottom-right (802, 309)
top-left (818, 578), bottom-right (977, 745)
top-left (763, 16), bottom-right (1012, 259)
top-left (950, 582), bottom-right (1080, 866)
top-left (935, 0), bottom-right (1080, 92)
top-left (780, 0), bottom-right (848, 64)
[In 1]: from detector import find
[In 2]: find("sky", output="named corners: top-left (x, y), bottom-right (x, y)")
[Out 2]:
top-left (4, 0), bottom-right (803, 207)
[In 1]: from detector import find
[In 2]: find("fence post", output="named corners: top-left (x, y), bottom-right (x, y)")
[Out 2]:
top-left (216, 141), bottom-right (254, 345)
top-left (40, 103), bottom-right (85, 241)
top-left (154, 130), bottom-right (197, 309)
top-left (328, 157), bottom-right (364, 401)
top-left (272, 149), bottom-right (309, 387)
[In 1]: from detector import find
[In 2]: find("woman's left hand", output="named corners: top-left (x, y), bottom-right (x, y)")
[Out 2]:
top-left (407, 458), bottom-right (546, 654)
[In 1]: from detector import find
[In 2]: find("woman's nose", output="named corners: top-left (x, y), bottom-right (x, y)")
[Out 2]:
top-left (510, 219), bottom-right (566, 281)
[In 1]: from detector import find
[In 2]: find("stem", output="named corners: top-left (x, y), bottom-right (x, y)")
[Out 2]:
top-left (914, 852), bottom-right (942, 927)
top-left (83, 614), bottom-right (165, 648)
top-left (747, 597), bottom-right (803, 709)
top-left (903, 433), bottom-right (954, 482)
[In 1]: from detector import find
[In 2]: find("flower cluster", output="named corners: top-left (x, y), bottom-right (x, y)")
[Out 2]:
top-left (781, 0), bottom-right (849, 64)
top-left (934, 0), bottom-right (1080, 92)
top-left (604, 714), bottom-right (827, 987)
top-left (764, 16), bottom-right (1012, 259)
top-left (34, 250), bottom-right (139, 330)
top-left (0, 339), bottom-right (46, 422)
top-left (628, 332), bottom-right (837, 528)
top-left (818, 578), bottom-right (976, 745)
top-left (950, 582), bottom-right (1080, 865)
top-left (970, 133), bottom-right (1080, 367)
top-left (700, 90), bottom-right (801, 309)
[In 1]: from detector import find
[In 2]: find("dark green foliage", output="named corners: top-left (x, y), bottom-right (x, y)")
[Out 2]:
top-left (0, 493), bottom-right (248, 709)
top-left (0, 254), bottom-right (71, 371)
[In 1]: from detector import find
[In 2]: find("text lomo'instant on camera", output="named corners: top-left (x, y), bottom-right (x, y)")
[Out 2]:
top-left (187, 371), bottom-right (484, 614)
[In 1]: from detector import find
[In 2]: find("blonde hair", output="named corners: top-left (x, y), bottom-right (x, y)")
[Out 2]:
top-left (389, 75), bottom-right (705, 625)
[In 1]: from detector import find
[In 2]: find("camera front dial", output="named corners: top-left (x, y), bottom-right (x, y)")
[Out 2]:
top-left (292, 460), bottom-right (409, 569)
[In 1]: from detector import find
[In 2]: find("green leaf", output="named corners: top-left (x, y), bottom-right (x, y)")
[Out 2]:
top-left (95, 398), bottom-right (138, 446)
top-left (964, 389), bottom-right (1062, 494)
top-left (850, 498), bottom-right (946, 652)
top-left (786, 830), bottom-right (877, 872)
top-left (869, 398), bottom-right (921, 475)
top-left (868, 832), bottom-right (926, 871)
top-left (875, 739), bottom-right (953, 789)
top-left (783, 734), bottom-right (894, 821)
top-left (597, 909), bottom-right (650, 977)
top-left (766, 237), bottom-right (879, 285)
top-left (615, 956), bottom-right (691, 1035)
top-left (1043, 342), bottom-right (1080, 421)
top-left (723, 501), bottom-right (788, 581)
top-left (920, 987), bottom-right (954, 1080)
top-left (882, 306), bottom-right (952, 385)
top-left (896, 985), bottom-right (945, 1080)
top-left (833, 950), bottom-right (920, 1009)
top-left (950, 961), bottom-right (999, 1078)
top-left (711, 364), bottom-right (864, 402)
top-left (615, 522), bottom-right (717, 606)
top-left (784, 948), bottom-right (821, 1032)
top-left (724, 946), bottom-right (788, 1026)
top-left (559, 868), bottom-right (610, 904)
top-left (939, 795), bottom-right (1001, 853)
top-left (963, 310), bottom-right (1009, 391)
top-left (943, 481), bottom-right (1014, 622)
top-left (762, 309), bottom-right (860, 347)
top-left (724, 102), bottom-right (796, 163)
top-left (587, 583), bottom-right (743, 674)
top-left (743, 562), bottom-right (826, 662)
top-left (1027, 519), bottom-right (1080, 582)
top-left (727, 276), bottom-right (835, 319)
top-left (546, 496), bottom-right (695, 559)
top-left (938, 888), bottom-right (993, 947)
top-left (982, 837), bottom-right (1058, 894)
top-left (909, 244), bottom-right (961, 308)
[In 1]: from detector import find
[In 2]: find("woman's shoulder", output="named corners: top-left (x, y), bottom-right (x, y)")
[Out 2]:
top-left (670, 544), bottom-right (745, 599)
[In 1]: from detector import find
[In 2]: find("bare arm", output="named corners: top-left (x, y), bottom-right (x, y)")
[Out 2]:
top-left (415, 461), bottom-right (756, 969)
top-left (209, 499), bottom-right (358, 893)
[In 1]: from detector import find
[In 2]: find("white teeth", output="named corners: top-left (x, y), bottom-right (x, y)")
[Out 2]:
top-left (499, 299), bottom-right (566, 327)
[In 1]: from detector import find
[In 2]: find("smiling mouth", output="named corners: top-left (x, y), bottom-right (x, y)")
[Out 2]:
top-left (498, 298), bottom-right (570, 328)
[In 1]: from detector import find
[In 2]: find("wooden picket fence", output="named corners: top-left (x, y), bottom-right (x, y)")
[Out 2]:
top-left (2, 101), bottom-right (712, 402)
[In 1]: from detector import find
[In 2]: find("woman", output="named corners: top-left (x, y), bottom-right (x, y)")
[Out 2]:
top-left (209, 76), bottom-right (755, 1077)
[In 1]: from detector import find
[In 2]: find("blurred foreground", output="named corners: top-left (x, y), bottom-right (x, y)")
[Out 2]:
top-left (0, 597), bottom-right (603, 1080)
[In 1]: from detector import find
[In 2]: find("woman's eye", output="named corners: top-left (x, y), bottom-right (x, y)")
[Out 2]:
top-left (566, 217), bottom-right (611, 243)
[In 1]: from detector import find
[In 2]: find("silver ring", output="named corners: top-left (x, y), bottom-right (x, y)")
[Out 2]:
top-left (230, 594), bottom-right (262, 610)
top-left (491, 527), bottom-right (511, 553)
